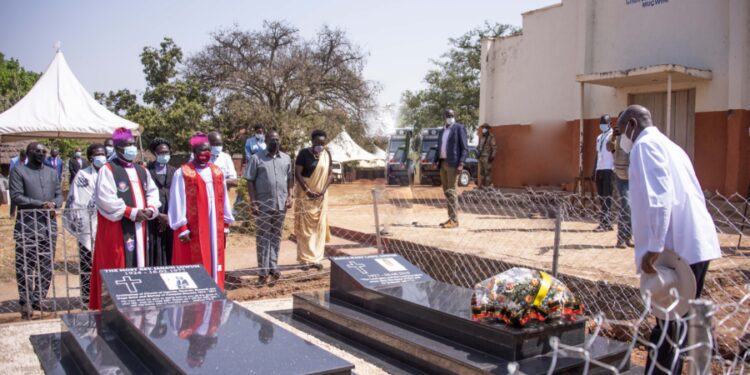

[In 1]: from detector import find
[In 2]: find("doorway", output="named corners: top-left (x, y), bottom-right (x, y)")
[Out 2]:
top-left (629, 89), bottom-right (696, 159)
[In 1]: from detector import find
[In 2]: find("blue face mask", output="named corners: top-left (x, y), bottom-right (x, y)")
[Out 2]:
top-left (600, 124), bottom-right (610, 132)
top-left (211, 146), bottom-right (223, 156)
top-left (92, 155), bottom-right (107, 168)
top-left (122, 146), bottom-right (138, 161)
top-left (156, 154), bottom-right (171, 165)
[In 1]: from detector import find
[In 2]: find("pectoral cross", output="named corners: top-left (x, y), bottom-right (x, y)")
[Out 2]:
top-left (115, 276), bottom-right (143, 293)
top-left (346, 261), bottom-right (368, 275)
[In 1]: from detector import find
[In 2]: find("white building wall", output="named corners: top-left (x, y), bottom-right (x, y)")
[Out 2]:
top-left (480, 0), bottom-right (750, 126)
top-left (480, 3), bottom-right (581, 125)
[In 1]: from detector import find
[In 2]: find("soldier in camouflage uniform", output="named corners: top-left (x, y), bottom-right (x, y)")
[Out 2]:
top-left (478, 123), bottom-right (497, 188)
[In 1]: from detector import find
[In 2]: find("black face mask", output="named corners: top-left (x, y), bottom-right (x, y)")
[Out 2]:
top-left (267, 140), bottom-right (279, 153)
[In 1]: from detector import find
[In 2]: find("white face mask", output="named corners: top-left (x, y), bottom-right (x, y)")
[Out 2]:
top-left (123, 145), bottom-right (138, 161)
top-left (105, 146), bottom-right (114, 156)
top-left (445, 117), bottom-right (455, 126)
top-left (619, 125), bottom-right (634, 153)
top-left (92, 155), bottom-right (107, 169)
top-left (211, 146), bottom-right (222, 155)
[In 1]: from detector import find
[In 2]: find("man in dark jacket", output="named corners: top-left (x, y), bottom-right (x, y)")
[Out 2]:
top-left (67, 147), bottom-right (89, 184)
top-left (10, 142), bottom-right (63, 319)
top-left (433, 109), bottom-right (468, 228)
top-left (44, 148), bottom-right (63, 181)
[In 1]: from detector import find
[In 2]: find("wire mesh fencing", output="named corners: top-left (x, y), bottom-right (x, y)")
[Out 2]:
top-left (1, 180), bottom-right (749, 373)
top-left (364, 185), bottom-right (750, 374)
top-left (0, 192), bottom-right (370, 318)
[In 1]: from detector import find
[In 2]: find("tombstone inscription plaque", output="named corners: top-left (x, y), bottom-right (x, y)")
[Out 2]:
top-left (100, 265), bottom-right (224, 310)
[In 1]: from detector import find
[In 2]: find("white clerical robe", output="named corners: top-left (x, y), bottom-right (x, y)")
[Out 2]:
top-left (628, 126), bottom-right (722, 271)
top-left (95, 164), bottom-right (161, 267)
top-left (65, 166), bottom-right (100, 251)
top-left (169, 165), bottom-right (235, 281)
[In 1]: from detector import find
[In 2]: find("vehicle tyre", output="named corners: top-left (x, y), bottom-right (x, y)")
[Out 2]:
top-left (458, 170), bottom-right (471, 187)
top-left (399, 177), bottom-right (409, 186)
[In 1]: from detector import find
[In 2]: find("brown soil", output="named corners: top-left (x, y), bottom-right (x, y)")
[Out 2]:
top-left (227, 270), bottom-right (330, 301)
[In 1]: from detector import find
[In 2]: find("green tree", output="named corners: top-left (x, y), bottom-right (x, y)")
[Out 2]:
top-left (96, 38), bottom-right (212, 152)
top-left (187, 21), bottom-right (378, 154)
top-left (0, 53), bottom-right (40, 112)
top-left (399, 21), bottom-right (519, 137)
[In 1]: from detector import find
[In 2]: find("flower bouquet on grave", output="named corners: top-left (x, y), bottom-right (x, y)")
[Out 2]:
top-left (470, 267), bottom-right (584, 328)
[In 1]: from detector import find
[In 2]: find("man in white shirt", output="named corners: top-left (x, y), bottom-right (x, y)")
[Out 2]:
top-left (617, 105), bottom-right (721, 374)
top-left (594, 115), bottom-right (615, 232)
top-left (208, 131), bottom-right (238, 190)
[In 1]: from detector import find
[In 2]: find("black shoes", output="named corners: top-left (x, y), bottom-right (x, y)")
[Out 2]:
top-left (268, 272), bottom-right (281, 287)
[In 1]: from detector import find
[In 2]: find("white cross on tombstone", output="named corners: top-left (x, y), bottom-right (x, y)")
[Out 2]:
top-left (346, 261), bottom-right (368, 275)
top-left (115, 276), bottom-right (143, 293)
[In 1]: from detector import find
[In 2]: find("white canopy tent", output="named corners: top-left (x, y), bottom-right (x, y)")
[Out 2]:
top-left (0, 50), bottom-right (140, 142)
top-left (327, 131), bottom-right (382, 165)
top-left (372, 146), bottom-right (386, 159)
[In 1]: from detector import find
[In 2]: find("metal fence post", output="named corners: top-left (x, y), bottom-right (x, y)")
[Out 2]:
top-left (552, 206), bottom-right (562, 277)
top-left (688, 299), bottom-right (714, 375)
top-left (371, 188), bottom-right (383, 254)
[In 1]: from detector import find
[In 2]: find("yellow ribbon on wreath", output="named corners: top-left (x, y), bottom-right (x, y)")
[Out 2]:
top-left (533, 271), bottom-right (552, 307)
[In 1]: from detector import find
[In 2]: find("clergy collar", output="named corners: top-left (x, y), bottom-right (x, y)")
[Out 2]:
top-left (192, 160), bottom-right (208, 169)
top-left (115, 158), bottom-right (134, 168)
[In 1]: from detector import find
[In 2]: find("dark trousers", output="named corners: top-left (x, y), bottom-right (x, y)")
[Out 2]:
top-left (614, 176), bottom-right (632, 242)
top-left (256, 210), bottom-right (285, 276)
top-left (14, 211), bottom-right (56, 308)
top-left (595, 170), bottom-right (614, 228)
top-left (78, 243), bottom-right (92, 305)
top-left (646, 260), bottom-right (710, 375)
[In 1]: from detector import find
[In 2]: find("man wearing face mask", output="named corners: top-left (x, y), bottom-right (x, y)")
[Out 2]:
top-left (477, 123), bottom-right (497, 189)
top-left (89, 128), bottom-right (161, 310)
top-left (207, 131), bottom-right (238, 189)
top-left (65, 143), bottom-right (106, 305)
top-left (594, 115), bottom-right (615, 232)
top-left (9, 142), bottom-right (62, 319)
top-left (245, 129), bottom-right (293, 286)
top-left (618, 105), bottom-right (721, 374)
top-left (147, 138), bottom-right (176, 266)
top-left (44, 148), bottom-right (64, 181)
top-left (170, 133), bottom-right (235, 290)
top-left (433, 109), bottom-right (468, 228)
top-left (67, 147), bottom-right (89, 185)
top-left (244, 125), bottom-right (267, 163)
top-left (104, 139), bottom-right (116, 161)
top-left (294, 129), bottom-right (333, 270)
top-left (607, 112), bottom-right (633, 248)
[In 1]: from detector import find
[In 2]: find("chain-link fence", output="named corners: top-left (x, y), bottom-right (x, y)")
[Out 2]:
top-left (0, 193), bottom-right (368, 317)
top-left (362, 185), bottom-right (750, 374)
top-left (2, 181), bottom-right (749, 373)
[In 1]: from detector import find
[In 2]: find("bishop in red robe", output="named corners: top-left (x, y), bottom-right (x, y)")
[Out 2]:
top-left (169, 133), bottom-right (235, 289)
top-left (90, 128), bottom-right (160, 309)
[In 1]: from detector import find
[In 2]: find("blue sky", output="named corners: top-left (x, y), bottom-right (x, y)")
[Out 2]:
top-left (1, 0), bottom-right (558, 108)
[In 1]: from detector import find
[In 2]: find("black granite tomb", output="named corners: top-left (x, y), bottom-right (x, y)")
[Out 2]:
top-left (32, 266), bottom-right (354, 375)
top-left (293, 254), bottom-right (634, 374)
